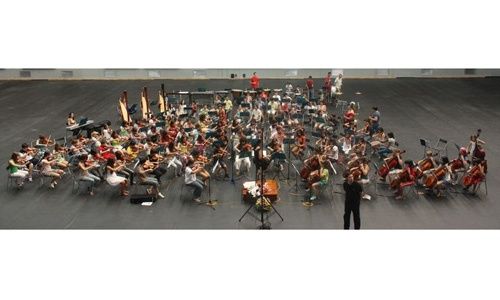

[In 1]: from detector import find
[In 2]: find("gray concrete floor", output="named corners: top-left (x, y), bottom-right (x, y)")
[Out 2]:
top-left (0, 78), bottom-right (499, 229)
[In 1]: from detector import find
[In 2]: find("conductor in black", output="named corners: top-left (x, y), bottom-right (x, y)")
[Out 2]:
top-left (343, 173), bottom-right (362, 230)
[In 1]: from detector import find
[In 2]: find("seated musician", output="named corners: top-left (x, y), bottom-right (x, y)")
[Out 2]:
top-left (291, 128), bottom-right (307, 158)
top-left (251, 107), bottom-right (262, 122)
top-left (419, 150), bottom-right (438, 176)
top-left (191, 100), bottom-right (198, 117)
top-left (462, 159), bottom-right (487, 193)
top-left (449, 147), bottom-right (469, 185)
top-left (428, 157), bottom-right (453, 197)
top-left (67, 112), bottom-right (76, 126)
top-left (136, 157), bottom-right (164, 199)
top-left (353, 139), bottom-right (367, 157)
top-left (379, 149), bottom-right (404, 181)
top-left (177, 135), bottom-right (192, 157)
top-left (377, 132), bottom-right (397, 159)
top-left (19, 143), bottom-right (38, 181)
top-left (212, 144), bottom-right (229, 178)
top-left (338, 133), bottom-right (353, 154)
top-left (147, 126), bottom-right (160, 143)
top-left (358, 158), bottom-right (371, 184)
top-left (105, 158), bottom-right (129, 196)
top-left (7, 152), bottom-right (30, 188)
top-left (306, 162), bottom-right (329, 203)
top-left (36, 135), bottom-right (54, 148)
top-left (77, 154), bottom-right (101, 196)
top-left (234, 137), bottom-right (252, 176)
top-left (191, 150), bottom-right (211, 185)
top-left (394, 160), bottom-right (417, 200)
top-left (102, 123), bottom-right (113, 142)
top-left (343, 102), bottom-right (356, 126)
top-left (147, 149), bottom-right (167, 184)
top-left (370, 127), bottom-right (387, 153)
top-left (166, 142), bottom-right (183, 176)
top-left (126, 141), bottom-right (141, 161)
top-left (53, 143), bottom-right (70, 170)
top-left (224, 97), bottom-right (233, 114)
top-left (114, 151), bottom-right (134, 184)
top-left (184, 158), bottom-right (205, 203)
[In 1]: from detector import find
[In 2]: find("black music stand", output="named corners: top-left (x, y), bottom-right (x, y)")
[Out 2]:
top-left (270, 152), bottom-right (287, 182)
top-left (283, 137), bottom-right (295, 180)
top-left (288, 161), bottom-right (304, 195)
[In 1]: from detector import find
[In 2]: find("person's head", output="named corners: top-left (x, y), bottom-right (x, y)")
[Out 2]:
top-left (347, 173), bottom-right (354, 184)
top-left (115, 151), bottom-right (124, 161)
top-left (139, 157), bottom-right (148, 165)
top-left (55, 143), bottom-right (62, 151)
top-left (150, 148), bottom-right (158, 156)
top-left (21, 143), bottom-right (29, 149)
top-left (387, 132), bottom-right (395, 139)
top-left (328, 71), bottom-right (331, 76)
top-left (186, 158), bottom-right (195, 167)
top-left (426, 150), bottom-right (433, 157)
top-left (460, 147), bottom-right (468, 156)
top-left (372, 106), bottom-right (378, 111)
top-left (308, 75), bottom-right (312, 79)
top-left (339, 74), bottom-right (343, 78)
top-left (11, 152), bottom-right (19, 161)
top-left (43, 151), bottom-right (50, 159)
top-left (68, 112), bottom-right (75, 118)
top-left (80, 154), bottom-right (88, 162)
top-left (404, 160), bottom-right (414, 168)
top-left (129, 141), bottom-right (137, 147)
top-left (107, 158), bottom-right (116, 167)
top-left (253, 72), bottom-right (256, 76)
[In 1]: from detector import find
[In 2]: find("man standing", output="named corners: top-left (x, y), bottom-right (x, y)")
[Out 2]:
top-left (343, 173), bottom-right (362, 229)
top-left (334, 73), bottom-right (343, 94)
top-left (306, 75), bottom-right (314, 100)
top-left (369, 106), bottom-right (381, 134)
top-left (323, 71), bottom-right (333, 101)
top-left (250, 72), bottom-right (260, 90)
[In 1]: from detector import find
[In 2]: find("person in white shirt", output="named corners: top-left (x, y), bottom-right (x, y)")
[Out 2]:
top-left (251, 107), bottom-right (262, 122)
top-left (185, 158), bottom-right (205, 202)
top-left (334, 74), bottom-right (343, 93)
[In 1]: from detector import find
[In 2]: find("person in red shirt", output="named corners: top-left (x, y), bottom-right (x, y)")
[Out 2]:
top-left (306, 75), bottom-right (314, 100)
top-left (250, 72), bottom-right (260, 90)
top-left (323, 71), bottom-right (332, 101)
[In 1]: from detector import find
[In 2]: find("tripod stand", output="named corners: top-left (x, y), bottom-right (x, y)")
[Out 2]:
top-left (238, 121), bottom-right (284, 229)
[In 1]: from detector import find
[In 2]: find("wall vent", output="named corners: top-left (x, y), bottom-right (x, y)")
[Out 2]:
top-left (61, 70), bottom-right (73, 78)
top-left (20, 70), bottom-right (31, 78)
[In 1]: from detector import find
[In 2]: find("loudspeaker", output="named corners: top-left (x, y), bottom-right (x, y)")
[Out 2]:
top-left (130, 194), bottom-right (157, 204)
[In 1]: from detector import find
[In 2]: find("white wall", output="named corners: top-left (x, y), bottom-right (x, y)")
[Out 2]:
top-left (1, 69), bottom-right (499, 79)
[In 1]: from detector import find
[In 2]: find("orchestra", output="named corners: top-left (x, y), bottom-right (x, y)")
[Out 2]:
top-left (6, 81), bottom-right (488, 207)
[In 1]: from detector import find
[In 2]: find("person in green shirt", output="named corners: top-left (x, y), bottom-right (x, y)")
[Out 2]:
top-left (309, 163), bottom-right (329, 202)
top-left (8, 153), bottom-right (29, 188)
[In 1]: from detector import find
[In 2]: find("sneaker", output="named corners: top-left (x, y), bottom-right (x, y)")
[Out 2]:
top-left (310, 195), bottom-right (317, 201)
top-left (54, 181), bottom-right (58, 185)
top-left (158, 192), bottom-right (165, 199)
top-left (50, 183), bottom-right (55, 189)
top-left (193, 198), bottom-right (201, 203)
top-left (28, 177), bottom-right (33, 182)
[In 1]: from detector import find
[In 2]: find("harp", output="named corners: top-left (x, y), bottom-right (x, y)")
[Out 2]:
top-left (140, 86), bottom-right (151, 120)
top-left (158, 83), bottom-right (167, 114)
top-left (118, 91), bottom-right (131, 123)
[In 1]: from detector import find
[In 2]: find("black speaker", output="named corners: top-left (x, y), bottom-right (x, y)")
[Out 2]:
top-left (130, 194), bottom-right (157, 204)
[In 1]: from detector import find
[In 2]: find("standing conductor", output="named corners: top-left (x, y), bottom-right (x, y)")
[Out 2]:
top-left (343, 173), bottom-right (362, 230)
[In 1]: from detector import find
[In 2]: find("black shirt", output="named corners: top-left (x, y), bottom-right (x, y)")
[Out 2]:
top-left (343, 181), bottom-right (363, 204)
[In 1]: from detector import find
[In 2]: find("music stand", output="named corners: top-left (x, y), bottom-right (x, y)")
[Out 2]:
top-left (283, 137), bottom-right (295, 180)
top-left (270, 152), bottom-right (287, 182)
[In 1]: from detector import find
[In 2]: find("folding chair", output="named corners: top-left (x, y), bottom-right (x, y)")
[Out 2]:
top-left (419, 138), bottom-right (432, 158)
top-left (432, 138), bottom-right (448, 158)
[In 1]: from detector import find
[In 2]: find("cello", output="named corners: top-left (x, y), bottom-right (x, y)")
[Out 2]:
top-left (300, 154), bottom-right (320, 179)
top-left (378, 150), bottom-right (405, 178)
top-left (423, 165), bottom-right (448, 189)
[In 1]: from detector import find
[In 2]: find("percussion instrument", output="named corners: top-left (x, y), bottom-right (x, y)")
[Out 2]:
top-left (242, 180), bottom-right (279, 202)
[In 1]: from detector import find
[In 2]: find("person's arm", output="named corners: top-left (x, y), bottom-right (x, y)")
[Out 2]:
top-left (343, 181), bottom-right (348, 192)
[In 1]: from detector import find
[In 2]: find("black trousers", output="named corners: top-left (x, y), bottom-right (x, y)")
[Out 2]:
top-left (153, 167), bottom-right (167, 183)
top-left (344, 202), bottom-right (360, 230)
